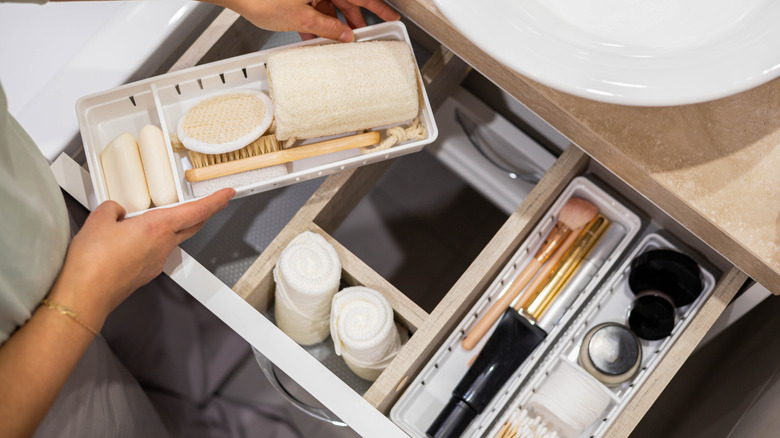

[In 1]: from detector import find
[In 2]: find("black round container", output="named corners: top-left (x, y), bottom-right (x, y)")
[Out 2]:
top-left (627, 290), bottom-right (676, 340)
top-left (628, 249), bottom-right (703, 307)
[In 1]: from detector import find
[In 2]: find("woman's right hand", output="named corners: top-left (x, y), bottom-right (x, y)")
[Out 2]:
top-left (46, 188), bottom-right (235, 331)
top-left (213, 0), bottom-right (400, 42)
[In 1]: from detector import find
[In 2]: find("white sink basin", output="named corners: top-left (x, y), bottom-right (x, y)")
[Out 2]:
top-left (434, 0), bottom-right (780, 106)
top-left (0, 1), bottom-right (217, 162)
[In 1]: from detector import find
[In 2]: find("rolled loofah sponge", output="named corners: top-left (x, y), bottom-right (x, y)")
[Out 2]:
top-left (267, 40), bottom-right (419, 141)
top-left (330, 286), bottom-right (402, 381)
top-left (273, 231), bottom-right (342, 345)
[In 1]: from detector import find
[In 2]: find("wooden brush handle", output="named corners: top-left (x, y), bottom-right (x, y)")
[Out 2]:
top-left (185, 131), bottom-right (381, 182)
top-left (513, 231), bottom-right (581, 312)
top-left (462, 259), bottom-right (541, 351)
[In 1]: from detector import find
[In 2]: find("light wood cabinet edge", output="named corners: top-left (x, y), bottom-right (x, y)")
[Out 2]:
top-left (584, 151), bottom-right (780, 292)
top-left (603, 267), bottom-right (749, 437)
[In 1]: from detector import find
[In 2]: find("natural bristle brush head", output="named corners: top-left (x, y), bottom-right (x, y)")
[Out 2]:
top-left (177, 89), bottom-right (274, 154)
top-left (187, 134), bottom-right (280, 168)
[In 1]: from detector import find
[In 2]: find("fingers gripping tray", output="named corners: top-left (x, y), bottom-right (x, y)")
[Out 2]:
top-left (75, 21), bottom-right (437, 216)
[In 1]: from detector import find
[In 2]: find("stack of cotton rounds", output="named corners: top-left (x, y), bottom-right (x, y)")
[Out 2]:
top-left (527, 360), bottom-right (614, 438)
top-left (330, 286), bottom-right (401, 381)
top-left (273, 231), bottom-right (341, 345)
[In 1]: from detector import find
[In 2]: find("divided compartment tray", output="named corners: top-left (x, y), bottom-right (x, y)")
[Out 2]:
top-left (390, 176), bottom-right (643, 437)
top-left (75, 21), bottom-right (437, 215)
top-left (239, 220), bottom-right (428, 410)
top-left (485, 233), bottom-right (718, 438)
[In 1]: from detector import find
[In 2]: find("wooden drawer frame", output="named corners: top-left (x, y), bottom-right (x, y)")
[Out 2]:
top-left (231, 137), bottom-right (746, 435)
top-left (108, 9), bottom-right (749, 437)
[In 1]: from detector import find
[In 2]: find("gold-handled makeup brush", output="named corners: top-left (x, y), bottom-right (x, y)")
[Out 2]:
top-left (466, 216), bottom-right (609, 368)
top-left (184, 131), bottom-right (381, 182)
top-left (519, 215), bottom-right (609, 317)
top-left (509, 230), bottom-right (580, 312)
top-left (461, 197), bottom-right (598, 350)
top-left (431, 210), bottom-right (601, 438)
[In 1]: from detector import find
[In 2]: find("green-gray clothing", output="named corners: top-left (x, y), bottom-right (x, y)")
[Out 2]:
top-left (0, 82), bottom-right (69, 344)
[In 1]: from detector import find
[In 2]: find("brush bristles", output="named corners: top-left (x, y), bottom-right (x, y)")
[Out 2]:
top-left (557, 197), bottom-right (599, 229)
top-left (187, 135), bottom-right (280, 168)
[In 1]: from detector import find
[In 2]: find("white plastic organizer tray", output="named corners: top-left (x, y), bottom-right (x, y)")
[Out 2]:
top-left (484, 233), bottom-right (718, 438)
top-left (75, 21), bottom-right (437, 215)
top-left (390, 176), bottom-right (643, 437)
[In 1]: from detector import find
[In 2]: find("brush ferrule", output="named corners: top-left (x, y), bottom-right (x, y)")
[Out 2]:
top-left (534, 223), bottom-right (571, 262)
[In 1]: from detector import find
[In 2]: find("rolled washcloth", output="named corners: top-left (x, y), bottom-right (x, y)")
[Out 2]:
top-left (330, 286), bottom-right (402, 381)
top-left (274, 231), bottom-right (342, 345)
top-left (266, 40), bottom-right (420, 141)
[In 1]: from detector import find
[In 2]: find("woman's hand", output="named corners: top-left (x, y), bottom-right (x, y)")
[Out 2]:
top-left (214, 0), bottom-right (400, 42)
top-left (47, 188), bottom-right (235, 330)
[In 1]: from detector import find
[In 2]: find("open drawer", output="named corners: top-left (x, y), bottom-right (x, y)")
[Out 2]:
top-left (225, 142), bottom-right (746, 437)
top-left (55, 13), bottom-right (748, 438)
top-left (53, 141), bottom-right (746, 437)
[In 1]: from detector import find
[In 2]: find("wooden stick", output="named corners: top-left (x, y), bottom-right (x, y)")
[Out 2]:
top-left (495, 422), bottom-right (510, 438)
top-left (185, 131), bottom-right (381, 182)
top-left (512, 231), bottom-right (580, 312)
top-left (462, 260), bottom-right (541, 350)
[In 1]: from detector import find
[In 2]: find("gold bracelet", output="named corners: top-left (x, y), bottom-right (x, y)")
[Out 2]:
top-left (40, 299), bottom-right (99, 336)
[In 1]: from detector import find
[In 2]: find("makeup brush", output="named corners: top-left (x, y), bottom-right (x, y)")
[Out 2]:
top-left (427, 217), bottom-right (607, 438)
top-left (518, 215), bottom-right (609, 317)
top-left (467, 216), bottom-right (609, 367)
top-left (509, 230), bottom-right (580, 313)
top-left (462, 197), bottom-right (598, 350)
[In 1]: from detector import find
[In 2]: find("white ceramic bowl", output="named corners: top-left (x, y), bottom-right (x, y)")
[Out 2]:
top-left (434, 0), bottom-right (780, 106)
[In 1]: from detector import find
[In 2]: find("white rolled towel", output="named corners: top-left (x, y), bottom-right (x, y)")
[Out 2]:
top-left (274, 231), bottom-right (341, 345)
top-left (330, 286), bottom-right (401, 381)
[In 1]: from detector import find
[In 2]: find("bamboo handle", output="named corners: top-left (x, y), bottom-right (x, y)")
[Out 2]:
top-left (513, 231), bottom-right (581, 312)
top-left (185, 131), bottom-right (381, 182)
top-left (462, 259), bottom-right (541, 351)
top-left (495, 422), bottom-right (510, 438)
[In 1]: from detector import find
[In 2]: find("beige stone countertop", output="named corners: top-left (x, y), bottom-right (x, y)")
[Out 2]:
top-left (392, 0), bottom-right (780, 292)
